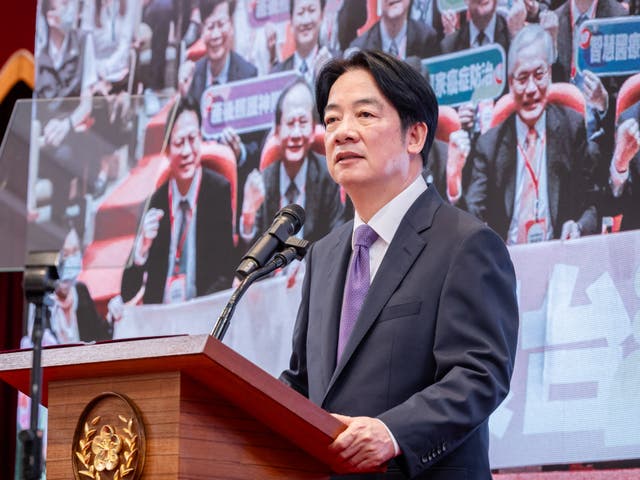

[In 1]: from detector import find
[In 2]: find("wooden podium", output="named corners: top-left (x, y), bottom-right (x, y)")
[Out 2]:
top-left (0, 334), bottom-right (346, 479)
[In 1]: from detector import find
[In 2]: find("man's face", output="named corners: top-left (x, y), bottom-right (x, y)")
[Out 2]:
top-left (465, 0), bottom-right (497, 26)
top-left (509, 42), bottom-right (550, 127)
top-left (277, 84), bottom-right (315, 164)
top-left (46, 0), bottom-right (73, 31)
top-left (202, 2), bottom-right (233, 64)
top-left (382, 0), bottom-right (411, 21)
top-left (292, 0), bottom-right (322, 53)
top-left (168, 110), bottom-right (202, 186)
top-left (323, 69), bottom-right (420, 194)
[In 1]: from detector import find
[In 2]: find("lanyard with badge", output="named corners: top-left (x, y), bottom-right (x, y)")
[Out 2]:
top-left (165, 175), bottom-right (201, 303)
top-left (517, 132), bottom-right (547, 243)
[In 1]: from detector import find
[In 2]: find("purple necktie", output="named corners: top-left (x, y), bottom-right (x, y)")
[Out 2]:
top-left (337, 224), bottom-right (379, 362)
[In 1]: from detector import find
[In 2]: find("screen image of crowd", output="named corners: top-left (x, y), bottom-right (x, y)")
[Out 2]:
top-left (9, 0), bottom-right (640, 471)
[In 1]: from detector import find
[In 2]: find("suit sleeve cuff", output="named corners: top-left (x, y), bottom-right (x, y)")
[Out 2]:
top-left (609, 160), bottom-right (629, 198)
top-left (377, 418), bottom-right (401, 456)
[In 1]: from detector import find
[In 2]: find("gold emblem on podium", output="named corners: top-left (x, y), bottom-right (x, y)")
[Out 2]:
top-left (72, 392), bottom-right (145, 480)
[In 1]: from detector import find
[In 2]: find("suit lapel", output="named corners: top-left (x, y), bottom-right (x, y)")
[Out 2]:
top-left (322, 188), bottom-right (440, 403)
top-left (266, 163), bottom-right (281, 221)
top-left (314, 226), bottom-right (352, 399)
top-left (501, 117), bottom-right (517, 221)
top-left (557, 5), bottom-right (572, 70)
top-left (545, 107), bottom-right (562, 229)
top-left (370, 24), bottom-right (383, 51)
top-left (304, 154), bottom-right (319, 239)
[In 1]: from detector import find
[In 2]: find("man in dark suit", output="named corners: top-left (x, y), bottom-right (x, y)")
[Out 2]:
top-left (121, 98), bottom-right (235, 304)
top-left (187, 0), bottom-right (258, 104)
top-left (240, 79), bottom-right (344, 244)
top-left (187, 0), bottom-right (259, 168)
top-left (270, 0), bottom-right (336, 85)
top-left (280, 50), bottom-right (518, 478)
top-left (601, 102), bottom-right (640, 231)
top-left (440, 0), bottom-right (510, 54)
top-left (552, 0), bottom-right (627, 155)
top-left (465, 25), bottom-right (599, 243)
top-left (348, 0), bottom-right (440, 60)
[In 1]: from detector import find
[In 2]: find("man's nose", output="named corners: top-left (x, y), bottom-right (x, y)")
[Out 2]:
top-left (333, 116), bottom-right (358, 144)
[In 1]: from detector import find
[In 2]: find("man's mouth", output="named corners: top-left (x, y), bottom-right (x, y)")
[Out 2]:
top-left (335, 151), bottom-right (365, 163)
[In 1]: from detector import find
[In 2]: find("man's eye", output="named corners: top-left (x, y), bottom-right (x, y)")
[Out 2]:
top-left (325, 116), bottom-right (337, 124)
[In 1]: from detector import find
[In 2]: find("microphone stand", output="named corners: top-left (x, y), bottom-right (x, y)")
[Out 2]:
top-left (20, 252), bottom-right (60, 480)
top-left (211, 237), bottom-right (309, 341)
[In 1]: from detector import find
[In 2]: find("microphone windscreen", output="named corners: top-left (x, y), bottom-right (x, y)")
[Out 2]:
top-left (278, 204), bottom-right (306, 233)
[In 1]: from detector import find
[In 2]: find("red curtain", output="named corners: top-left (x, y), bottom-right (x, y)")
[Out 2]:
top-left (0, 271), bottom-right (24, 480)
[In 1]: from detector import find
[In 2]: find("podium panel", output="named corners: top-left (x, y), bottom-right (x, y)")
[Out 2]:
top-left (0, 335), bottom-right (345, 479)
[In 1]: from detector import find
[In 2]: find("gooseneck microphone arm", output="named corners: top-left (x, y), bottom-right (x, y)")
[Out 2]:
top-left (211, 236), bottom-right (309, 341)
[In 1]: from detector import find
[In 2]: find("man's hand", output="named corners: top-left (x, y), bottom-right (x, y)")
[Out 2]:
top-left (507, 0), bottom-right (527, 38)
top-left (265, 22), bottom-right (278, 66)
top-left (135, 208), bottom-right (164, 263)
top-left (43, 117), bottom-right (72, 147)
top-left (219, 126), bottom-right (243, 161)
top-left (613, 118), bottom-right (640, 173)
top-left (178, 60), bottom-right (196, 97)
top-left (446, 129), bottom-right (471, 200)
top-left (540, 11), bottom-right (559, 52)
top-left (524, 0), bottom-right (540, 18)
top-left (328, 414), bottom-right (396, 474)
top-left (441, 10), bottom-right (459, 36)
top-left (457, 102), bottom-right (476, 131)
top-left (560, 220), bottom-right (582, 240)
top-left (315, 46), bottom-right (334, 78)
top-left (240, 169), bottom-right (266, 236)
top-left (582, 70), bottom-right (608, 112)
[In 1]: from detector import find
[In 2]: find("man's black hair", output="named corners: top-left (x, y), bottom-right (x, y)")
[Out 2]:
top-left (200, 0), bottom-right (236, 22)
top-left (290, 0), bottom-right (326, 16)
top-left (162, 96), bottom-right (202, 152)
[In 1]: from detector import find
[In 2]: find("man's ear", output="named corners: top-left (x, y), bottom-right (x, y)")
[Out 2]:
top-left (406, 122), bottom-right (428, 156)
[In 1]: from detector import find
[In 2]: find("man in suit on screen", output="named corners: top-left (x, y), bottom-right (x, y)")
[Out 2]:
top-left (240, 79), bottom-right (344, 244)
top-left (465, 25), bottom-right (599, 244)
top-left (348, 0), bottom-right (440, 60)
top-left (270, 0), bottom-right (336, 85)
top-left (601, 102), bottom-right (640, 232)
top-left (279, 50), bottom-right (519, 479)
top-left (121, 97), bottom-right (235, 304)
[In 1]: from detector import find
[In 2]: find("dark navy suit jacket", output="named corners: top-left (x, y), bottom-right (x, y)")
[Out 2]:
top-left (281, 186), bottom-right (519, 479)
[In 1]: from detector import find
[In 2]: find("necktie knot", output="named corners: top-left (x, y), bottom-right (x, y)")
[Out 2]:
top-left (476, 30), bottom-right (486, 46)
top-left (285, 181), bottom-right (299, 205)
top-left (575, 13), bottom-right (588, 27)
top-left (299, 60), bottom-right (309, 74)
top-left (525, 128), bottom-right (538, 150)
top-left (388, 40), bottom-right (399, 57)
top-left (179, 199), bottom-right (190, 216)
top-left (354, 224), bottom-right (378, 249)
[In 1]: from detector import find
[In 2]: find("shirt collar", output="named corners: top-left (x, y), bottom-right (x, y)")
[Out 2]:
top-left (380, 19), bottom-right (408, 52)
top-left (469, 13), bottom-right (497, 46)
top-left (571, 0), bottom-right (597, 23)
top-left (206, 53), bottom-right (231, 85)
top-left (293, 45), bottom-right (318, 69)
top-left (279, 158), bottom-right (308, 199)
top-left (170, 166), bottom-right (202, 211)
top-left (352, 174), bottom-right (427, 248)
top-left (515, 111), bottom-right (546, 143)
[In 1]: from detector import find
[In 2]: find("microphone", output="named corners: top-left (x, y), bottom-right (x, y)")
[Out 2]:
top-left (212, 235), bottom-right (310, 340)
top-left (236, 204), bottom-right (305, 279)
